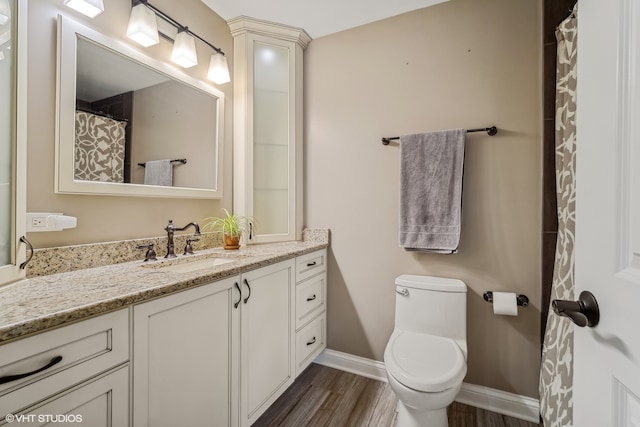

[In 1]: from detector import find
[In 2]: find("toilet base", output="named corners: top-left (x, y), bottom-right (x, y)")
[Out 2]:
top-left (396, 401), bottom-right (448, 427)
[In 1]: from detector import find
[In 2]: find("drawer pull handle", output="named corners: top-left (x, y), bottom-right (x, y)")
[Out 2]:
top-left (243, 279), bottom-right (251, 304)
top-left (306, 337), bottom-right (316, 346)
top-left (306, 294), bottom-right (317, 302)
top-left (234, 282), bottom-right (242, 309)
top-left (0, 355), bottom-right (63, 384)
top-left (306, 261), bottom-right (317, 267)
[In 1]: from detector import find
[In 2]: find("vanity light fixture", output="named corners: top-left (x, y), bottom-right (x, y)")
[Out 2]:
top-left (127, 0), bottom-right (230, 83)
top-left (64, 0), bottom-right (105, 18)
top-left (0, 0), bottom-right (10, 25)
top-left (208, 52), bottom-right (230, 85)
top-left (126, 2), bottom-right (159, 47)
top-left (170, 29), bottom-right (197, 68)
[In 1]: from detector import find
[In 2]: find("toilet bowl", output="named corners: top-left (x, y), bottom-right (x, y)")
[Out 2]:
top-left (383, 275), bottom-right (467, 427)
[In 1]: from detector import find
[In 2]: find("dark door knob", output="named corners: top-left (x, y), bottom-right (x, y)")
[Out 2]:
top-left (552, 291), bottom-right (599, 327)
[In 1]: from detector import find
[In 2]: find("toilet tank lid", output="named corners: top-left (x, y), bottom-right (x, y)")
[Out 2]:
top-left (395, 275), bottom-right (467, 292)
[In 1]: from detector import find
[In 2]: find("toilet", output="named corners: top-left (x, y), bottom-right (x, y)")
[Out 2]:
top-left (384, 275), bottom-right (467, 427)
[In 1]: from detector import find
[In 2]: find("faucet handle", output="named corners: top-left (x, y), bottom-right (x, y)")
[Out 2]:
top-left (183, 238), bottom-right (200, 255)
top-left (137, 243), bottom-right (157, 262)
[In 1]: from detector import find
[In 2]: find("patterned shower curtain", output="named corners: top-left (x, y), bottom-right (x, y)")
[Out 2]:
top-left (539, 6), bottom-right (577, 427)
top-left (74, 111), bottom-right (127, 183)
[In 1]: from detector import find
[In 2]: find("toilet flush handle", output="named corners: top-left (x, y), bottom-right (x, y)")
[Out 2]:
top-left (396, 288), bottom-right (409, 297)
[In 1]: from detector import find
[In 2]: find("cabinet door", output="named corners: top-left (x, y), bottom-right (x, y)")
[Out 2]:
top-left (133, 277), bottom-right (240, 427)
top-left (240, 260), bottom-right (295, 426)
top-left (7, 365), bottom-right (129, 427)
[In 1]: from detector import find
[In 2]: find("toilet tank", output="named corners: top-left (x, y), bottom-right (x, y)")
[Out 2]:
top-left (394, 275), bottom-right (467, 343)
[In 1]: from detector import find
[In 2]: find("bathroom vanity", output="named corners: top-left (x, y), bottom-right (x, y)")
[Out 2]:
top-left (0, 243), bottom-right (327, 427)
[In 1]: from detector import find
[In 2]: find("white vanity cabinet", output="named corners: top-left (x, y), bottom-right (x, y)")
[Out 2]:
top-left (239, 259), bottom-right (295, 427)
top-left (132, 258), bottom-right (296, 427)
top-left (0, 309), bottom-right (130, 426)
top-left (229, 17), bottom-right (311, 244)
top-left (132, 276), bottom-right (240, 427)
top-left (294, 250), bottom-right (327, 375)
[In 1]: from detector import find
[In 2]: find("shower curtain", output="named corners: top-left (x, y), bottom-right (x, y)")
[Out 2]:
top-left (539, 6), bottom-right (577, 427)
top-left (74, 110), bottom-right (127, 183)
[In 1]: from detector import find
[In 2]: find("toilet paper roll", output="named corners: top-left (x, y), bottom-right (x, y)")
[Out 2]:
top-left (492, 292), bottom-right (518, 316)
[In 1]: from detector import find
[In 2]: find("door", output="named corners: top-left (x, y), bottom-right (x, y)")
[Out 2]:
top-left (573, 1), bottom-right (640, 425)
top-left (133, 277), bottom-right (240, 427)
top-left (240, 259), bottom-right (295, 427)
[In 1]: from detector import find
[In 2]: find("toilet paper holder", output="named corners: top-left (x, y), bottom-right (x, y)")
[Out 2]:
top-left (483, 291), bottom-right (529, 307)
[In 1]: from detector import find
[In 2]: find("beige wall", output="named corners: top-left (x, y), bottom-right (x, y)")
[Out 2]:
top-left (131, 81), bottom-right (218, 189)
top-left (304, 0), bottom-right (542, 398)
top-left (27, 0), bottom-right (233, 248)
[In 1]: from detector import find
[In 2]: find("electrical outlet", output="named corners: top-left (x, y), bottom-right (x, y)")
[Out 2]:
top-left (26, 213), bottom-right (63, 232)
top-left (31, 216), bottom-right (48, 228)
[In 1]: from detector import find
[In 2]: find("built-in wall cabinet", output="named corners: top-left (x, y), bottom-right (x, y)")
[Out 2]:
top-left (229, 17), bottom-right (311, 244)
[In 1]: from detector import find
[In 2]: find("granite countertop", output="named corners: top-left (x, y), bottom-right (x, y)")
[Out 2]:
top-left (0, 240), bottom-right (328, 344)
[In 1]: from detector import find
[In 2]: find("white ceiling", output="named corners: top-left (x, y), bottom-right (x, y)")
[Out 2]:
top-left (201, 0), bottom-right (449, 39)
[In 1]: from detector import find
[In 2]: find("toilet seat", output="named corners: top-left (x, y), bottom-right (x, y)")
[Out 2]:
top-left (385, 330), bottom-right (466, 393)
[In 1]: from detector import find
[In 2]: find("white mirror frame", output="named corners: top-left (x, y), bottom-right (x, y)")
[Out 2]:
top-left (55, 15), bottom-right (224, 199)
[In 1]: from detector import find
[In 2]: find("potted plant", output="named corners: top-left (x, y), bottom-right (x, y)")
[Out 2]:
top-left (203, 209), bottom-right (253, 250)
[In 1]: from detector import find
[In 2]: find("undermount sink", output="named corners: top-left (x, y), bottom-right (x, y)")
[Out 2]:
top-left (147, 257), bottom-right (235, 273)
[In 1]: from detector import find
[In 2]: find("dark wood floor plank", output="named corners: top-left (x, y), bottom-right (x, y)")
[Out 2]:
top-left (367, 380), bottom-right (398, 427)
top-left (341, 379), bottom-right (388, 426)
top-left (323, 375), bottom-right (372, 426)
top-left (254, 363), bottom-right (542, 427)
top-left (278, 385), bottom-right (331, 427)
top-left (251, 380), bottom-right (313, 427)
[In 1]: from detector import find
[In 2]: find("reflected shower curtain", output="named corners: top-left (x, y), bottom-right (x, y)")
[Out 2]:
top-left (74, 111), bottom-right (126, 183)
top-left (539, 6), bottom-right (577, 427)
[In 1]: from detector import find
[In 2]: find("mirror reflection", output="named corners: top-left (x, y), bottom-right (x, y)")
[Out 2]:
top-left (75, 37), bottom-right (217, 189)
top-left (56, 15), bottom-right (224, 198)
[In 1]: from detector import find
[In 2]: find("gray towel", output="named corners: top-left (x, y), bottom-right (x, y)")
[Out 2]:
top-left (399, 129), bottom-right (466, 253)
top-left (144, 160), bottom-right (173, 186)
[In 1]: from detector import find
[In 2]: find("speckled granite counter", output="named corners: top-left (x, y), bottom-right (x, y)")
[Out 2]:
top-left (0, 236), bottom-right (328, 344)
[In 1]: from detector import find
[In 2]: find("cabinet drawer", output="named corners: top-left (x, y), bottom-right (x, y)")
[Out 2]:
top-left (295, 275), bottom-right (325, 329)
top-left (295, 250), bottom-right (326, 283)
top-left (0, 309), bottom-right (129, 417)
top-left (295, 314), bottom-right (325, 376)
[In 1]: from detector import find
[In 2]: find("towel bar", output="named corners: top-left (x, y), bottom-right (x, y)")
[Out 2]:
top-left (381, 126), bottom-right (498, 145)
top-left (138, 159), bottom-right (187, 167)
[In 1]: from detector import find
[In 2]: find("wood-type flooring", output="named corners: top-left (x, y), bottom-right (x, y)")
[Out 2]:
top-left (253, 363), bottom-right (542, 427)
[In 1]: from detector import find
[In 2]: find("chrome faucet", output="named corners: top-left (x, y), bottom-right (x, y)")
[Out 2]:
top-left (164, 220), bottom-right (201, 258)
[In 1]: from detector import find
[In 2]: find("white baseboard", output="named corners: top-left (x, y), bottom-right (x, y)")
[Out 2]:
top-left (314, 349), bottom-right (540, 424)
top-left (314, 348), bottom-right (388, 382)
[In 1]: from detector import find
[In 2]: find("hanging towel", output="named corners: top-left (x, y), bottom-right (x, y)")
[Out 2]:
top-left (399, 129), bottom-right (466, 253)
top-left (144, 160), bottom-right (173, 186)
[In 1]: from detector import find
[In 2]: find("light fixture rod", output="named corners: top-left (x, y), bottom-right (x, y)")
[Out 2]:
top-left (132, 0), bottom-right (224, 55)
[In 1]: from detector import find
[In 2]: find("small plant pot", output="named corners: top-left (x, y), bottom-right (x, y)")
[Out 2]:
top-left (224, 234), bottom-right (241, 250)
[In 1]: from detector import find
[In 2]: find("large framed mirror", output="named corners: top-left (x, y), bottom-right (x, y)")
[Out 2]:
top-left (56, 15), bottom-right (224, 198)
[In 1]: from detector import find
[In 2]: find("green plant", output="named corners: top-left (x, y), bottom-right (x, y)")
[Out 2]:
top-left (202, 209), bottom-right (253, 238)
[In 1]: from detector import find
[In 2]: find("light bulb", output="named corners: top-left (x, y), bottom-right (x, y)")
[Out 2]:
top-left (171, 31), bottom-right (198, 68)
top-left (64, 0), bottom-right (104, 18)
top-left (208, 52), bottom-right (230, 84)
top-left (126, 3), bottom-right (159, 47)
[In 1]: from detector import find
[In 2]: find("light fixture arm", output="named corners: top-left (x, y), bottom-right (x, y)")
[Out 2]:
top-left (132, 0), bottom-right (225, 55)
